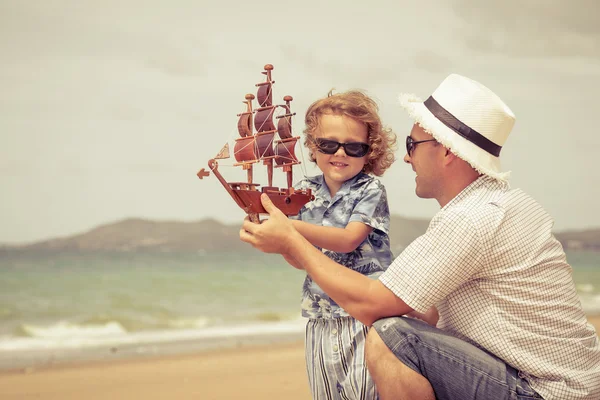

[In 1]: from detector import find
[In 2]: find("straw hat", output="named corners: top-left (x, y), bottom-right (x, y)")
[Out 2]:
top-left (399, 74), bottom-right (516, 181)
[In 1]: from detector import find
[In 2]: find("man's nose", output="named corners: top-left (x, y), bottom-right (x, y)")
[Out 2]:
top-left (403, 153), bottom-right (411, 164)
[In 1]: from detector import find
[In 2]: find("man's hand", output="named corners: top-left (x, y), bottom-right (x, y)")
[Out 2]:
top-left (239, 193), bottom-right (299, 255)
top-left (405, 306), bottom-right (439, 327)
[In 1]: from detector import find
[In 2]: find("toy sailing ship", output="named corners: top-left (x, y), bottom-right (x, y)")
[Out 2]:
top-left (197, 64), bottom-right (313, 222)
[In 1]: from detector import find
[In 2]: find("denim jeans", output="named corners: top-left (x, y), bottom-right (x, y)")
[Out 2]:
top-left (372, 317), bottom-right (543, 400)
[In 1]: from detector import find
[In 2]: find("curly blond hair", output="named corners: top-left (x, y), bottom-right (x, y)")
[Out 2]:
top-left (303, 90), bottom-right (397, 176)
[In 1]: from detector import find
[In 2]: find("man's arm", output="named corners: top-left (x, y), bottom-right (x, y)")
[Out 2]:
top-left (291, 220), bottom-right (372, 253)
top-left (241, 194), bottom-right (412, 326)
top-left (286, 239), bottom-right (412, 326)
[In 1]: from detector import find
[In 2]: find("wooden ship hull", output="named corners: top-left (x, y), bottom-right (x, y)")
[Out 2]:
top-left (233, 187), bottom-right (313, 215)
top-left (207, 158), bottom-right (312, 220)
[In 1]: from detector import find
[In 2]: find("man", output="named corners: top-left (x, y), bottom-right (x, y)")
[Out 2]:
top-left (240, 74), bottom-right (600, 399)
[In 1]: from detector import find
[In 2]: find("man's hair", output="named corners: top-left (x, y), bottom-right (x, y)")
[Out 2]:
top-left (303, 90), bottom-right (397, 176)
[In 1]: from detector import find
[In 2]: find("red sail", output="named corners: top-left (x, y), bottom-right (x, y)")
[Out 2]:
top-left (256, 132), bottom-right (275, 158)
top-left (275, 138), bottom-right (299, 166)
top-left (237, 114), bottom-right (252, 137)
top-left (234, 136), bottom-right (257, 163)
top-left (277, 115), bottom-right (292, 139)
top-left (255, 106), bottom-right (275, 132)
top-left (257, 83), bottom-right (272, 107)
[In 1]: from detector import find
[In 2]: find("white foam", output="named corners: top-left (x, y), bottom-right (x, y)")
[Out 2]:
top-left (577, 283), bottom-right (595, 293)
top-left (166, 317), bottom-right (210, 329)
top-left (22, 321), bottom-right (127, 339)
top-left (580, 294), bottom-right (600, 315)
top-left (0, 318), bottom-right (306, 352)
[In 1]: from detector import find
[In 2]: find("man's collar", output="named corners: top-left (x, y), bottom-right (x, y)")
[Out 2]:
top-left (441, 175), bottom-right (507, 211)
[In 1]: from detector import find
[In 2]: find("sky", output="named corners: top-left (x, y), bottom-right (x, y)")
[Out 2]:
top-left (1, 0), bottom-right (599, 244)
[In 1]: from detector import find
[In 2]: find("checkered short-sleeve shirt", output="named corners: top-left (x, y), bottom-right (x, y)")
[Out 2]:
top-left (380, 175), bottom-right (600, 400)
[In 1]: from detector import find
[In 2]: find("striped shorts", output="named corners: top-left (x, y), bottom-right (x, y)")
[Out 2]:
top-left (305, 317), bottom-right (378, 400)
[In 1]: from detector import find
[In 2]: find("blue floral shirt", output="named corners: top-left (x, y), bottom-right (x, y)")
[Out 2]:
top-left (292, 173), bottom-right (393, 319)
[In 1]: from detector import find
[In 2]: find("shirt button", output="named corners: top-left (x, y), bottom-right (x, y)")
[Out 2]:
top-left (332, 329), bottom-right (337, 335)
top-left (333, 344), bottom-right (339, 352)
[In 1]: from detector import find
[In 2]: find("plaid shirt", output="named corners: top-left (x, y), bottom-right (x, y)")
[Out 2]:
top-left (381, 175), bottom-right (600, 400)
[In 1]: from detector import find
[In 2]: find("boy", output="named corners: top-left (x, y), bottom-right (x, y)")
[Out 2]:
top-left (291, 90), bottom-right (396, 399)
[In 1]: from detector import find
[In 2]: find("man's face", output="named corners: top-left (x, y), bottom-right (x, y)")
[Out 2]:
top-left (403, 124), bottom-right (443, 200)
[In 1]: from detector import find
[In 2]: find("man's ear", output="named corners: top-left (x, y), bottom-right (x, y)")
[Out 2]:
top-left (443, 148), bottom-right (458, 166)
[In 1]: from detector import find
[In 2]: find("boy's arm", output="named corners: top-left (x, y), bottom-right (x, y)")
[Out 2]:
top-left (290, 219), bottom-right (372, 253)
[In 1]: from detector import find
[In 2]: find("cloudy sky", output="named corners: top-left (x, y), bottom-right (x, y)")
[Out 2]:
top-left (1, 0), bottom-right (599, 244)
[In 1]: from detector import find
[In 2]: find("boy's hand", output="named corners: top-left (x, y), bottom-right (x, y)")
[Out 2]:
top-left (240, 194), bottom-right (298, 255)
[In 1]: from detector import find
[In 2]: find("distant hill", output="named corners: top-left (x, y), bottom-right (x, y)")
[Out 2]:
top-left (553, 229), bottom-right (600, 252)
top-left (388, 215), bottom-right (430, 254)
top-left (1, 218), bottom-right (246, 253)
top-left (1, 216), bottom-right (599, 254)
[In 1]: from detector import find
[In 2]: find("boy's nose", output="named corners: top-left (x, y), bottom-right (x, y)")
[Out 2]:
top-left (334, 146), bottom-right (346, 157)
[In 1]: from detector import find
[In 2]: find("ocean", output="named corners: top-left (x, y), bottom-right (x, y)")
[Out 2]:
top-left (1, 250), bottom-right (599, 370)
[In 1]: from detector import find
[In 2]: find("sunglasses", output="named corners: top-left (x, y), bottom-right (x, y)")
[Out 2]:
top-left (314, 138), bottom-right (370, 158)
top-left (406, 136), bottom-right (437, 155)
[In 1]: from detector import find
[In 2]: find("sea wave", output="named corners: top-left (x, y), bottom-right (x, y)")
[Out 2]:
top-left (575, 283), bottom-right (600, 316)
top-left (577, 283), bottom-right (595, 294)
top-left (580, 293), bottom-right (600, 316)
top-left (0, 318), bottom-right (306, 353)
top-left (20, 321), bottom-right (127, 339)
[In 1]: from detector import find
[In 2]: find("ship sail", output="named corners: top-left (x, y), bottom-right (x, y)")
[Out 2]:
top-left (277, 111), bottom-right (292, 139)
top-left (256, 71), bottom-right (272, 107)
top-left (275, 139), bottom-right (299, 165)
top-left (274, 95), bottom-right (299, 168)
top-left (214, 143), bottom-right (230, 159)
top-left (234, 94), bottom-right (258, 163)
top-left (254, 64), bottom-right (276, 160)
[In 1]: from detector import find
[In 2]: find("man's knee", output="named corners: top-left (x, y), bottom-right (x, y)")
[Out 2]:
top-left (367, 317), bottom-right (421, 371)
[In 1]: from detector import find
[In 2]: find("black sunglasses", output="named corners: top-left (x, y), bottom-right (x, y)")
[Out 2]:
top-left (406, 136), bottom-right (436, 155)
top-left (315, 138), bottom-right (370, 158)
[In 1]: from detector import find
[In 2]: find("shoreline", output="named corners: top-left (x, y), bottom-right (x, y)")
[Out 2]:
top-left (0, 317), bottom-right (598, 400)
top-left (3, 316), bottom-right (599, 373)
top-left (0, 327), bottom-right (305, 373)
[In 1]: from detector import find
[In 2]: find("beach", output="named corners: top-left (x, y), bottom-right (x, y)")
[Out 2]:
top-left (0, 340), bottom-right (310, 400)
top-left (1, 316), bottom-right (598, 400)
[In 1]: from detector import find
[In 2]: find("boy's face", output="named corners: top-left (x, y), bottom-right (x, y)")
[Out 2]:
top-left (313, 113), bottom-right (368, 195)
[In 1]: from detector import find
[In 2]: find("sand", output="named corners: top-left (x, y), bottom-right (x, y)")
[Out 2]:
top-left (1, 316), bottom-right (599, 400)
top-left (0, 341), bottom-right (310, 400)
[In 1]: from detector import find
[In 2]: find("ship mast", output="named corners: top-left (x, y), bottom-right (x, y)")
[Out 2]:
top-left (241, 93), bottom-right (256, 185)
top-left (256, 64), bottom-right (275, 188)
top-left (275, 95), bottom-right (299, 189)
